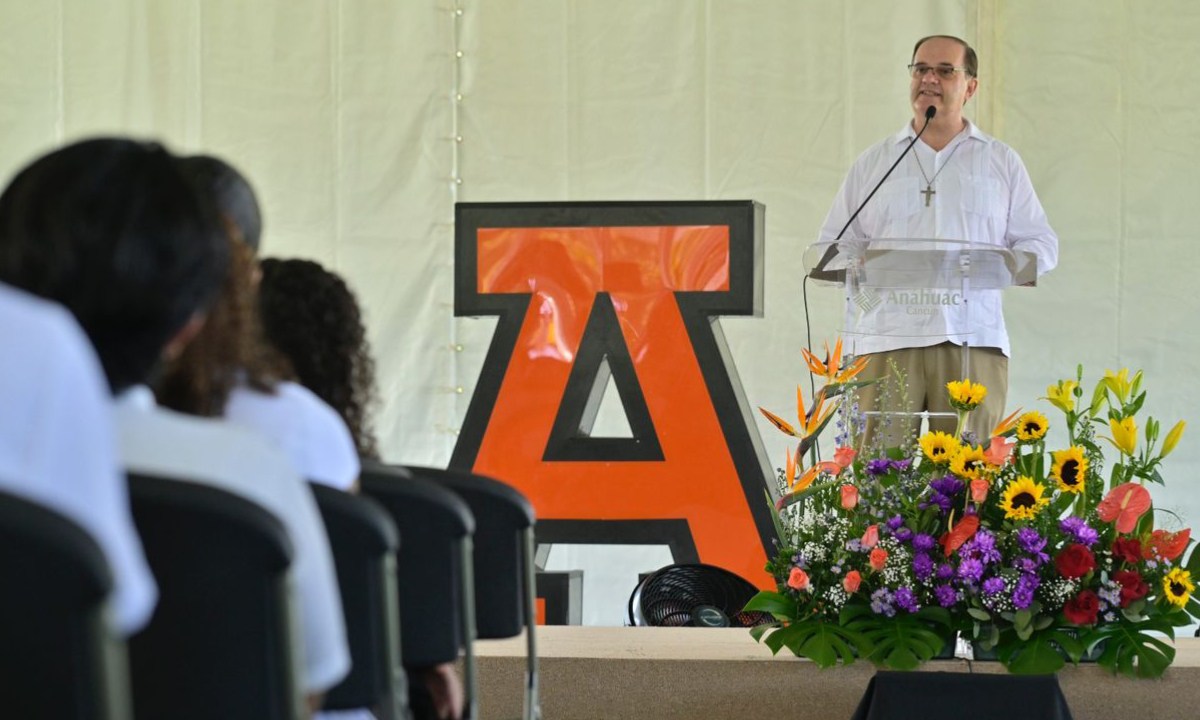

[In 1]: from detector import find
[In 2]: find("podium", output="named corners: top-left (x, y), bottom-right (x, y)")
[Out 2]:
top-left (803, 238), bottom-right (1036, 427)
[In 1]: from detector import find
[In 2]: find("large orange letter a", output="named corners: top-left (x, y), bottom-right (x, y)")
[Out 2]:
top-left (451, 202), bottom-right (776, 586)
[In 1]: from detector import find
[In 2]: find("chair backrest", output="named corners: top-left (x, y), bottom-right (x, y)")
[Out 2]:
top-left (403, 465), bottom-right (540, 720)
top-left (403, 466), bottom-right (535, 640)
top-left (126, 473), bottom-right (303, 720)
top-left (308, 483), bottom-right (407, 720)
top-left (0, 487), bottom-right (131, 720)
top-left (358, 462), bottom-right (475, 669)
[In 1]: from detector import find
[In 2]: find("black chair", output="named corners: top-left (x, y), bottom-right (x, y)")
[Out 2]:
top-left (0, 488), bottom-right (131, 719)
top-left (404, 466), bottom-right (540, 720)
top-left (309, 483), bottom-right (407, 720)
top-left (126, 473), bottom-right (304, 720)
top-left (359, 462), bottom-right (478, 719)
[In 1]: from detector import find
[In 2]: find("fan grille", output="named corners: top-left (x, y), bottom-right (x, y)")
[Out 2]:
top-left (630, 563), bottom-right (773, 627)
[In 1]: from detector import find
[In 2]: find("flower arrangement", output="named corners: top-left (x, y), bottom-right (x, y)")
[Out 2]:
top-left (747, 342), bottom-right (1195, 678)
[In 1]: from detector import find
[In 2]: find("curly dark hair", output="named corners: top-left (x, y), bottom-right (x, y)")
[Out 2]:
top-left (257, 257), bottom-right (380, 458)
top-left (156, 234), bottom-right (279, 415)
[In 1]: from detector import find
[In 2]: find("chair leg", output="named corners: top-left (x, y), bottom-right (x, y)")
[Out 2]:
top-left (521, 529), bottom-right (541, 720)
top-left (459, 538), bottom-right (480, 720)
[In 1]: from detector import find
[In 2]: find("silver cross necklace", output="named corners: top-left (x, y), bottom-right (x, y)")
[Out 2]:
top-left (912, 140), bottom-right (965, 207)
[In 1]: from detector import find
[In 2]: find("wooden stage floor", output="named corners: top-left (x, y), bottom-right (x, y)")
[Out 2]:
top-left (472, 626), bottom-right (1200, 719)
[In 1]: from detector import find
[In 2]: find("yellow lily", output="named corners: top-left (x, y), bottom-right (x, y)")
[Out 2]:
top-left (1043, 379), bottom-right (1077, 413)
top-left (1103, 368), bottom-right (1134, 404)
top-left (1161, 420), bottom-right (1186, 458)
top-left (1103, 416), bottom-right (1138, 456)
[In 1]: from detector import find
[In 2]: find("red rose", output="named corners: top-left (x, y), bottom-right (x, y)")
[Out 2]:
top-left (1111, 537), bottom-right (1142, 565)
top-left (1063, 590), bottom-right (1100, 626)
top-left (1113, 570), bottom-right (1149, 607)
top-left (1055, 543), bottom-right (1096, 579)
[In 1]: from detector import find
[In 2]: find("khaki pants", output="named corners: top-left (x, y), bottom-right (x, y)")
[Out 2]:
top-left (854, 342), bottom-right (1008, 449)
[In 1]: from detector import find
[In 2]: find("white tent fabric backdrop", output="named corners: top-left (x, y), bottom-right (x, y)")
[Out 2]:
top-left (2, 0), bottom-right (1197, 625)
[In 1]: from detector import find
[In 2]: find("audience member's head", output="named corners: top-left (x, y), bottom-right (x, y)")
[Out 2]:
top-left (156, 156), bottom-right (277, 416)
top-left (176, 154), bottom-right (263, 251)
top-left (156, 232), bottom-right (279, 415)
top-left (0, 138), bottom-right (227, 393)
top-left (258, 258), bottom-right (380, 457)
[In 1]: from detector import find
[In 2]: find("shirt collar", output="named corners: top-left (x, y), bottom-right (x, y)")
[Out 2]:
top-left (115, 384), bottom-right (157, 410)
top-left (893, 117), bottom-right (989, 147)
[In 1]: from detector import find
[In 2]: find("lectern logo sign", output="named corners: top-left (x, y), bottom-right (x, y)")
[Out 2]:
top-left (450, 202), bottom-right (775, 585)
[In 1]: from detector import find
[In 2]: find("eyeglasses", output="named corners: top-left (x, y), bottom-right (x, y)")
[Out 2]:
top-left (908, 63), bottom-right (972, 79)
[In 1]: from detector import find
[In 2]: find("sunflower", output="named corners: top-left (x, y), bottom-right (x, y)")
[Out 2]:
top-left (949, 444), bottom-right (987, 480)
top-left (946, 379), bottom-right (987, 412)
top-left (1050, 447), bottom-right (1088, 494)
top-left (1163, 568), bottom-right (1194, 608)
top-left (1015, 411), bottom-right (1049, 442)
top-left (999, 475), bottom-right (1050, 521)
top-left (919, 431), bottom-right (961, 465)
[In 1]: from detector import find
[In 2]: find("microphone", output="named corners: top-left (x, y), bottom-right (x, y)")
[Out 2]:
top-left (810, 106), bottom-right (937, 279)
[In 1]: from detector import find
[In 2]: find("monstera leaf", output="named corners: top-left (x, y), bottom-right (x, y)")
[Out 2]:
top-left (841, 605), bottom-right (952, 671)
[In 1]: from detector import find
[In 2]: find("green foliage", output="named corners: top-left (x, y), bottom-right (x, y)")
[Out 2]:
top-left (841, 604), bottom-right (952, 670)
top-left (1089, 615), bottom-right (1179, 679)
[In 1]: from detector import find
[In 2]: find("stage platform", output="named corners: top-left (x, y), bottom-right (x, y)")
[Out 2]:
top-left (474, 626), bottom-right (1200, 719)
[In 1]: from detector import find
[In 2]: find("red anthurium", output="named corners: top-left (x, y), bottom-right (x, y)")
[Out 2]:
top-left (1097, 482), bottom-right (1152, 534)
top-left (1145, 528), bottom-right (1191, 561)
top-left (939, 514), bottom-right (980, 557)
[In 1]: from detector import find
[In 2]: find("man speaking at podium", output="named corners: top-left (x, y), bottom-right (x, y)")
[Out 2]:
top-left (817, 34), bottom-right (1058, 445)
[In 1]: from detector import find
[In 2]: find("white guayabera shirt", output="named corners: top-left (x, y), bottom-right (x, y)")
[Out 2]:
top-left (0, 281), bottom-right (157, 635)
top-left (818, 119), bottom-right (1059, 357)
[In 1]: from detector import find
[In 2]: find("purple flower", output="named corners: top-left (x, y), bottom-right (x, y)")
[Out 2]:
top-left (912, 534), bottom-right (937, 553)
top-left (935, 584), bottom-right (958, 608)
top-left (1016, 527), bottom-right (1046, 554)
top-left (894, 527), bottom-right (914, 543)
top-left (982, 576), bottom-right (1006, 595)
top-left (1012, 573), bottom-right (1040, 610)
top-left (1011, 557), bottom-right (1039, 574)
top-left (866, 459), bottom-right (894, 476)
top-left (887, 515), bottom-right (905, 531)
top-left (895, 586), bottom-right (921, 613)
top-left (929, 475), bottom-right (964, 497)
top-left (891, 459), bottom-right (913, 472)
top-left (961, 529), bottom-right (1002, 565)
top-left (1059, 517), bottom-right (1100, 547)
top-left (870, 588), bottom-right (896, 617)
top-left (935, 563), bottom-right (955, 581)
top-left (923, 475), bottom-right (964, 514)
top-left (912, 553), bottom-right (935, 582)
top-left (957, 558), bottom-right (985, 583)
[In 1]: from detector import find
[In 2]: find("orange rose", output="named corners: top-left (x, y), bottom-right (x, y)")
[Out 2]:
top-left (840, 484), bottom-right (859, 510)
top-left (843, 570), bottom-right (862, 593)
top-left (970, 478), bottom-right (989, 503)
top-left (787, 567), bottom-right (810, 590)
top-left (862, 524), bottom-right (879, 549)
top-left (869, 547), bottom-right (888, 571)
